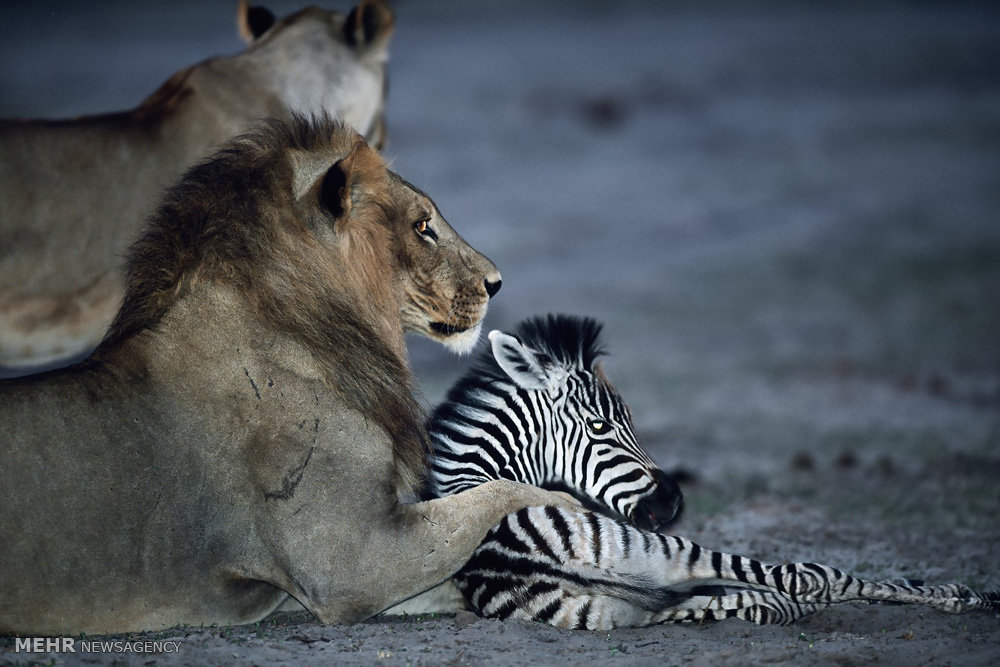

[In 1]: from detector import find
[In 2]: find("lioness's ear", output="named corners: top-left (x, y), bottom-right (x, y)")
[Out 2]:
top-left (237, 0), bottom-right (276, 43)
top-left (489, 331), bottom-right (564, 391)
top-left (343, 0), bottom-right (394, 54)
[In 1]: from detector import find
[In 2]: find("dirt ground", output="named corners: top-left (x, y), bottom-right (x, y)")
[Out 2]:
top-left (1, 1), bottom-right (999, 665)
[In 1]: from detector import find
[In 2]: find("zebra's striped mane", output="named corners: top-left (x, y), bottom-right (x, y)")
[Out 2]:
top-left (429, 314), bottom-right (606, 428)
top-left (512, 314), bottom-right (607, 371)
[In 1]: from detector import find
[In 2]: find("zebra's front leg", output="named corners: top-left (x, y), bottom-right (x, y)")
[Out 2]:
top-left (651, 590), bottom-right (828, 626)
top-left (787, 573), bottom-right (1000, 615)
top-left (680, 548), bottom-right (1000, 616)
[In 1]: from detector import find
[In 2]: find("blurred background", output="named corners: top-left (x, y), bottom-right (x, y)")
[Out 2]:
top-left (2, 1), bottom-right (998, 575)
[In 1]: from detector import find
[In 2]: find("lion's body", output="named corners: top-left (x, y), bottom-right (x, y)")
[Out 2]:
top-left (0, 117), bottom-right (568, 635)
top-left (2, 288), bottom-right (400, 632)
top-left (0, 2), bottom-right (393, 370)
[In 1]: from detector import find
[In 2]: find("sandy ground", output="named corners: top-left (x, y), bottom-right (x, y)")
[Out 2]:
top-left (1, 1), bottom-right (999, 665)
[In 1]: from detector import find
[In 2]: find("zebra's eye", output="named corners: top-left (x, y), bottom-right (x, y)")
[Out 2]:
top-left (414, 218), bottom-right (437, 241)
top-left (588, 420), bottom-right (611, 435)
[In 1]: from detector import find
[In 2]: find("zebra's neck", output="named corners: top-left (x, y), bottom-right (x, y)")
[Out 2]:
top-left (426, 379), bottom-right (547, 498)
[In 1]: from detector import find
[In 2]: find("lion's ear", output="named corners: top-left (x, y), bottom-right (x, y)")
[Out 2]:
top-left (237, 0), bottom-right (276, 43)
top-left (319, 157), bottom-right (351, 222)
top-left (343, 0), bottom-right (394, 55)
top-left (298, 140), bottom-right (376, 224)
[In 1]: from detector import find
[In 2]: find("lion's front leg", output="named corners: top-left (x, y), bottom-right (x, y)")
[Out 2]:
top-left (389, 480), bottom-right (583, 603)
top-left (293, 479), bottom-right (579, 624)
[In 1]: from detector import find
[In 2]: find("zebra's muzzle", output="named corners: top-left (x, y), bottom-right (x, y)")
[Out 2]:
top-left (631, 469), bottom-right (684, 532)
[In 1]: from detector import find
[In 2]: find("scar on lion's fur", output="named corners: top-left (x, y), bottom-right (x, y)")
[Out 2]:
top-left (98, 115), bottom-right (430, 494)
top-left (264, 446), bottom-right (315, 501)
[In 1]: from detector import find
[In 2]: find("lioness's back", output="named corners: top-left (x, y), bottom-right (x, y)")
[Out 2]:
top-left (0, 1), bottom-right (394, 372)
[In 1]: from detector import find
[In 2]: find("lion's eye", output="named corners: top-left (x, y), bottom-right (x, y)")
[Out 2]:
top-left (414, 219), bottom-right (437, 241)
top-left (588, 420), bottom-right (611, 435)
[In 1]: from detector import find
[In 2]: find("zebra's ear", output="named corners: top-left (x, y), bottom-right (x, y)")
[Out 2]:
top-left (489, 330), bottom-right (561, 390)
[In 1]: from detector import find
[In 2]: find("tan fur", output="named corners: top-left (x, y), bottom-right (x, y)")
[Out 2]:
top-left (0, 117), bottom-right (577, 635)
top-left (0, 2), bottom-right (394, 371)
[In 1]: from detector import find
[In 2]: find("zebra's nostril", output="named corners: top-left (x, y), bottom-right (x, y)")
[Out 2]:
top-left (632, 474), bottom-right (685, 532)
top-left (484, 278), bottom-right (502, 298)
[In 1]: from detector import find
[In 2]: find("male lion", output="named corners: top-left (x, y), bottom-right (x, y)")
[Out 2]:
top-left (0, 116), bottom-right (576, 635)
top-left (0, 0), bottom-right (393, 372)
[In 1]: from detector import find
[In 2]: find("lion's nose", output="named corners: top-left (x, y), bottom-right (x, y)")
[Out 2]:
top-left (484, 277), bottom-right (502, 299)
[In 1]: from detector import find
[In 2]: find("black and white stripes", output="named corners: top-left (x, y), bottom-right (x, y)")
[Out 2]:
top-left (454, 506), bottom-right (999, 629)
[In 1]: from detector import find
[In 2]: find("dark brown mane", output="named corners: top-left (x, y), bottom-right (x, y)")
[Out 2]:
top-left (99, 115), bottom-right (429, 494)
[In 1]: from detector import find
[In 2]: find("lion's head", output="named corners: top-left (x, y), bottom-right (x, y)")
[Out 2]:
top-left (101, 115), bottom-right (501, 491)
top-left (370, 173), bottom-right (503, 355)
top-left (106, 115), bottom-right (501, 356)
top-left (287, 118), bottom-right (504, 356)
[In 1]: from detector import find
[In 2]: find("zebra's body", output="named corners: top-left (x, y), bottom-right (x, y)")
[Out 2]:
top-left (456, 506), bottom-right (998, 629)
top-left (421, 314), bottom-right (999, 629)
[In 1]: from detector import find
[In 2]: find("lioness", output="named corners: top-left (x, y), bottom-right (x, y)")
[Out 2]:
top-left (0, 0), bottom-right (393, 372)
top-left (0, 116), bottom-right (577, 635)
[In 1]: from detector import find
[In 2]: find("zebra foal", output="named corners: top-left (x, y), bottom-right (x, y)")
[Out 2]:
top-left (427, 314), bottom-right (681, 529)
top-left (420, 315), bottom-right (999, 629)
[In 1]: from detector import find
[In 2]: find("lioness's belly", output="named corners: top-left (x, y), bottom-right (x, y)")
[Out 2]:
top-left (0, 272), bottom-right (120, 371)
